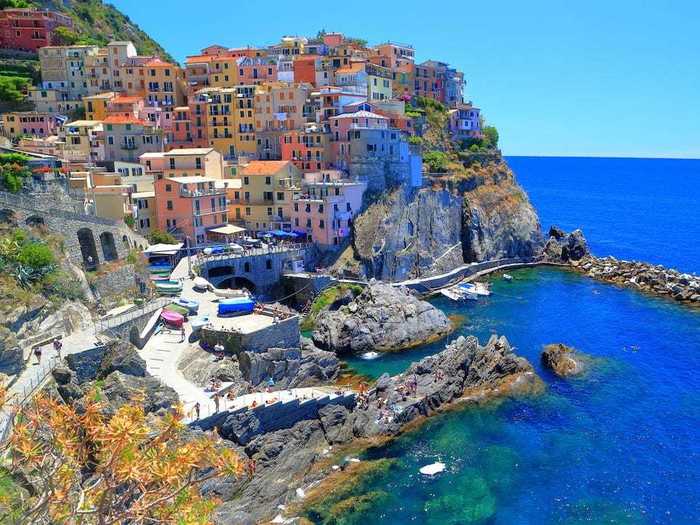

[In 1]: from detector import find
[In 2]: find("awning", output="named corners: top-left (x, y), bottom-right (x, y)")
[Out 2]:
top-left (209, 224), bottom-right (246, 235)
top-left (143, 243), bottom-right (183, 255)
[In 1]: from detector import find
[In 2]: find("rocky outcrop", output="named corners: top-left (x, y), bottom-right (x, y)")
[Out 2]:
top-left (542, 226), bottom-right (590, 262)
top-left (238, 343), bottom-right (340, 388)
top-left (312, 281), bottom-right (451, 354)
top-left (575, 256), bottom-right (700, 304)
top-left (210, 333), bottom-right (541, 524)
top-left (97, 340), bottom-right (147, 379)
top-left (348, 160), bottom-right (542, 281)
top-left (541, 343), bottom-right (588, 377)
top-left (99, 371), bottom-right (178, 416)
top-left (545, 228), bottom-right (699, 305)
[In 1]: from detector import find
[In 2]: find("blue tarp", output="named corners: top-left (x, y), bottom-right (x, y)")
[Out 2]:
top-left (266, 230), bottom-right (296, 238)
top-left (217, 297), bottom-right (255, 316)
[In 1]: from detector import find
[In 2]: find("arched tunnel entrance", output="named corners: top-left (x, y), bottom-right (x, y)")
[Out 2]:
top-left (100, 231), bottom-right (118, 261)
top-left (25, 215), bottom-right (46, 227)
top-left (77, 228), bottom-right (99, 269)
top-left (219, 276), bottom-right (256, 293)
top-left (0, 209), bottom-right (16, 225)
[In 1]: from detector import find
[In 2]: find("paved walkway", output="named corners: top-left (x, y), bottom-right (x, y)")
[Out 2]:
top-left (0, 324), bottom-right (101, 441)
top-left (139, 276), bottom-right (350, 423)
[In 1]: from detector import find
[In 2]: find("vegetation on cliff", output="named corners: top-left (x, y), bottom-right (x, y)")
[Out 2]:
top-left (0, 153), bottom-right (31, 193)
top-left (0, 386), bottom-right (243, 523)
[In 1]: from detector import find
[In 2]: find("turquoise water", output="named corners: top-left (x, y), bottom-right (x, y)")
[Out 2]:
top-left (321, 158), bottom-right (700, 524)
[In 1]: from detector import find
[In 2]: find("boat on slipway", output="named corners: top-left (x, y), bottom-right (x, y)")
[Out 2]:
top-left (440, 282), bottom-right (491, 301)
top-left (154, 280), bottom-right (183, 295)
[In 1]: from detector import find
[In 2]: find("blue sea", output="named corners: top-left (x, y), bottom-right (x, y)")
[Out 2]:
top-left (314, 157), bottom-right (700, 524)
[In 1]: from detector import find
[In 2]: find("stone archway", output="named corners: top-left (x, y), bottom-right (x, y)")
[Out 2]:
top-left (77, 227), bottom-right (99, 269)
top-left (219, 276), bottom-right (256, 293)
top-left (99, 231), bottom-right (118, 261)
top-left (208, 265), bottom-right (234, 278)
top-left (25, 214), bottom-right (46, 227)
top-left (0, 209), bottom-right (16, 225)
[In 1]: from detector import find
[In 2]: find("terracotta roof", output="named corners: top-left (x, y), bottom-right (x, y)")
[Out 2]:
top-left (240, 160), bottom-right (291, 175)
top-left (143, 58), bottom-right (176, 68)
top-left (102, 115), bottom-right (151, 126)
top-left (110, 96), bottom-right (142, 104)
top-left (336, 63), bottom-right (365, 74)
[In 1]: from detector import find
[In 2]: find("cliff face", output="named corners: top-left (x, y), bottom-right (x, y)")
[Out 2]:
top-left (349, 159), bottom-right (542, 281)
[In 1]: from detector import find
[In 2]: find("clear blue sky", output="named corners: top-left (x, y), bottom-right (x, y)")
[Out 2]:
top-left (112, 0), bottom-right (700, 158)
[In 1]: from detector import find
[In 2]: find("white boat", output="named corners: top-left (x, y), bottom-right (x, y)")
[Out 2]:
top-left (503, 273), bottom-right (513, 281)
top-left (212, 287), bottom-right (250, 299)
top-left (193, 276), bottom-right (210, 291)
top-left (459, 282), bottom-right (491, 297)
top-left (360, 351), bottom-right (381, 360)
top-left (419, 462), bottom-right (446, 476)
top-left (440, 286), bottom-right (478, 301)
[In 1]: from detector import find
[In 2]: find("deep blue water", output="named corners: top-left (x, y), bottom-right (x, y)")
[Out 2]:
top-left (507, 157), bottom-right (700, 273)
top-left (317, 158), bottom-right (700, 524)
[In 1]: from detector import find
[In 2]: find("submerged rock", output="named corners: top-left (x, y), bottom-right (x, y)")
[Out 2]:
top-left (541, 343), bottom-right (587, 377)
top-left (312, 281), bottom-right (451, 354)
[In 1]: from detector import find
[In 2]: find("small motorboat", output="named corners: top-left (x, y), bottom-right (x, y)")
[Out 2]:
top-left (160, 309), bottom-right (184, 328)
top-left (164, 303), bottom-right (189, 317)
top-left (459, 282), bottom-right (491, 297)
top-left (360, 351), bottom-right (381, 360)
top-left (190, 315), bottom-right (210, 332)
top-left (172, 297), bottom-right (199, 314)
top-left (218, 296), bottom-right (255, 316)
top-left (212, 287), bottom-right (249, 299)
top-left (419, 462), bottom-right (446, 476)
top-left (154, 280), bottom-right (183, 295)
top-left (440, 286), bottom-right (477, 301)
top-left (503, 273), bottom-right (513, 281)
top-left (193, 276), bottom-right (210, 291)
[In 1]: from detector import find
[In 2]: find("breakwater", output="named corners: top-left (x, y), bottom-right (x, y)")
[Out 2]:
top-left (572, 256), bottom-right (700, 305)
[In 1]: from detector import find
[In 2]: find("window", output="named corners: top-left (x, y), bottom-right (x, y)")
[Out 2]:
top-left (245, 207), bottom-right (251, 216)
top-left (346, 202), bottom-right (352, 212)
top-left (166, 200), bottom-right (173, 210)
top-left (169, 158), bottom-right (175, 169)
top-left (195, 157), bottom-right (202, 169)
top-left (244, 262), bottom-right (251, 272)
top-left (319, 219), bottom-right (325, 229)
top-left (263, 191), bottom-right (273, 201)
top-left (267, 207), bottom-right (272, 216)
top-left (108, 136), bottom-right (114, 145)
top-left (165, 184), bottom-right (172, 192)
top-left (265, 176), bottom-right (271, 185)
top-left (266, 259), bottom-right (272, 270)
top-left (319, 204), bottom-right (324, 213)
top-left (276, 192), bottom-right (284, 200)
top-left (243, 176), bottom-right (249, 185)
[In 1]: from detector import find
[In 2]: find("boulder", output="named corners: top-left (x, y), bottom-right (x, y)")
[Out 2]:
top-left (98, 341), bottom-right (147, 379)
top-left (312, 282), bottom-right (451, 354)
top-left (65, 345), bottom-right (110, 384)
top-left (51, 366), bottom-right (73, 385)
top-left (541, 343), bottom-right (587, 377)
top-left (238, 344), bottom-right (339, 388)
top-left (99, 371), bottom-right (178, 415)
top-left (0, 344), bottom-right (23, 376)
top-left (318, 403), bottom-right (353, 445)
top-left (542, 227), bottom-right (590, 263)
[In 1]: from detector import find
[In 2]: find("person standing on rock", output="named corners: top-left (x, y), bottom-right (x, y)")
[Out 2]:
top-left (53, 338), bottom-right (62, 359)
top-left (213, 392), bottom-right (221, 412)
top-left (194, 402), bottom-right (200, 420)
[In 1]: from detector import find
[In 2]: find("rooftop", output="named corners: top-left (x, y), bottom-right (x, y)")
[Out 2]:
top-left (102, 115), bottom-right (151, 126)
top-left (332, 110), bottom-right (388, 120)
top-left (240, 160), bottom-right (291, 175)
top-left (167, 175), bottom-right (220, 184)
top-left (163, 148), bottom-right (215, 156)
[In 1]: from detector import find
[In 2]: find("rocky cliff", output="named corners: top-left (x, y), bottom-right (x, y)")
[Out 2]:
top-left (347, 159), bottom-right (543, 281)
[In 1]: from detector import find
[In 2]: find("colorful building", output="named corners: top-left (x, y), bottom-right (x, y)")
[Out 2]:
top-left (229, 160), bottom-right (300, 233)
top-left (0, 8), bottom-right (73, 52)
top-left (83, 92), bottom-right (116, 120)
top-left (154, 174), bottom-right (229, 243)
top-left (140, 148), bottom-right (224, 180)
top-left (1, 111), bottom-right (58, 137)
top-left (99, 115), bottom-right (163, 163)
top-left (449, 103), bottom-right (482, 141)
top-left (290, 170), bottom-right (366, 247)
top-left (280, 127), bottom-right (332, 173)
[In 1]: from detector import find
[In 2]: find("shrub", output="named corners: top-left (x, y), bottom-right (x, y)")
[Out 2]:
top-left (483, 126), bottom-right (499, 148)
top-left (148, 229), bottom-right (177, 245)
top-left (17, 242), bottom-right (55, 271)
top-left (41, 270), bottom-right (84, 301)
top-left (423, 150), bottom-right (450, 173)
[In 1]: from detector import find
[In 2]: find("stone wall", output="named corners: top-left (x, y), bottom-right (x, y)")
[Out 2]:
top-left (200, 315), bottom-right (300, 355)
top-left (91, 264), bottom-right (147, 304)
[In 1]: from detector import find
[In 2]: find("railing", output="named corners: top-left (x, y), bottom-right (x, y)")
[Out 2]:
top-left (95, 297), bottom-right (171, 333)
top-left (199, 243), bottom-right (307, 264)
top-left (180, 188), bottom-right (224, 198)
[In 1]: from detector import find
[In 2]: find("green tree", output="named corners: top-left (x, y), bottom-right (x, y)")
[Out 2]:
top-left (423, 150), bottom-right (449, 173)
top-left (483, 126), bottom-right (499, 148)
top-left (0, 76), bottom-right (30, 104)
top-left (148, 229), bottom-right (177, 245)
top-left (0, 153), bottom-right (31, 193)
top-left (52, 26), bottom-right (80, 46)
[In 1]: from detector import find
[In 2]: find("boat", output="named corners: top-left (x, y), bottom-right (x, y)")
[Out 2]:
top-left (154, 280), bottom-right (183, 295)
top-left (360, 351), bottom-right (381, 360)
top-left (217, 296), bottom-right (255, 316)
top-left (193, 276), bottom-right (210, 291)
top-left (503, 273), bottom-right (513, 281)
top-left (160, 309), bottom-right (184, 327)
top-left (190, 315), bottom-right (210, 332)
top-left (164, 303), bottom-right (189, 317)
top-left (440, 286), bottom-right (478, 301)
top-left (148, 264), bottom-right (172, 273)
top-left (172, 297), bottom-right (199, 314)
top-left (459, 282), bottom-right (491, 297)
top-left (149, 274), bottom-right (170, 281)
top-left (212, 287), bottom-right (249, 299)
top-left (419, 462), bottom-right (446, 476)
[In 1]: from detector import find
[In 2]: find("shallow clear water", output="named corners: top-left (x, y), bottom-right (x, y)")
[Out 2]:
top-left (316, 158), bottom-right (700, 524)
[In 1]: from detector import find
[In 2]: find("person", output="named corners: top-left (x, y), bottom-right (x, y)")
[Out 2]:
top-left (214, 343), bottom-right (224, 354)
top-left (53, 337), bottom-right (62, 359)
top-left (180, 326), bottom-right (186, 343)
top-left (194, 402), bottom-right (200, 420)
top-left (34, 346), bottom-right (42, 365)
top-left (213, 392), bottom-right (221, 412)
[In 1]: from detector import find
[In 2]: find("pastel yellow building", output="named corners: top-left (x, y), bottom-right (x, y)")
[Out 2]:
top-left (229, 160), bottom-right (301, 233)
top-left (197, 86), bottom-right (257, 158)
top-left (84, 92), bottom-right (116, 120)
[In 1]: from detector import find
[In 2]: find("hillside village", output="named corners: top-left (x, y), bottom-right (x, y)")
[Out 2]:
top-left (0, 5), bottom-right (493, 257)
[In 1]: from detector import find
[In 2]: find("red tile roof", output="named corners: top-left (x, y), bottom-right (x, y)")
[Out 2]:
top-left (240, 160), bottom-right (291, 175)
top-left (102, 115), bottom-right (151, 126)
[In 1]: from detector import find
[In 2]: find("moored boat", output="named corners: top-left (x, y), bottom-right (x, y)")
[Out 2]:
top-left (154, 280), bottom-right (183, 295)
top-left (160, 309), bottom-right (184, 327)
top-left (459, 282), bottom-right (491, 297)
top-left (190, 315), bottom-right (210, 332)
top-left (172, 297), bottom-right (199, 314)
top-left (212, 287), bottom-right (249, 299)
top-left (164, 303), bottom-right (189, 316)
top-left (217, 296), bottom-right (255, 316)
top-left (193, 276), bottom-right (210, 291)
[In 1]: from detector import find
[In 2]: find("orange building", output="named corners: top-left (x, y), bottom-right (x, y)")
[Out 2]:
top-left (280, 128), bottom-right (332, 173)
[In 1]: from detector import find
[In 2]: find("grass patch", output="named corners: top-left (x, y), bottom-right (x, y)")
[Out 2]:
top-left (299, 283), bottom-right (364, 331)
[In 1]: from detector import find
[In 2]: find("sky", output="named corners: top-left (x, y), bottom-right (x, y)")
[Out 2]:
top-left (112, 0), bottom-right (700, 158)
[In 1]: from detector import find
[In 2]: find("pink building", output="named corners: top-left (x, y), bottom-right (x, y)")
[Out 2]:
top-left (290, 170), bottom-right (366, 247)
top-left (153, 174), bottom-right (228, 244)
top-left (1, 111), bottom-right (57, 137)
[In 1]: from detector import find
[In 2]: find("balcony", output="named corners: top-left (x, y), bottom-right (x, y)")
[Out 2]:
top-left (179, 188), bottom-right (223, 197)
